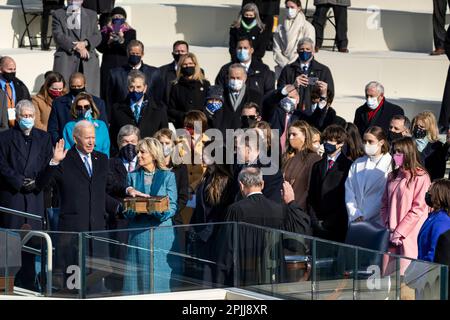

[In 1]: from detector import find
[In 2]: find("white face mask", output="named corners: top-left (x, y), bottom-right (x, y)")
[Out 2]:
top-left (366, 97), bottom-right (379, 110)
top-left (229, 79), bottom-right (244, 92)
top-left (364, 143), bottom-right (379, 157)
top-left (287, 8), bottom-right (298, 19)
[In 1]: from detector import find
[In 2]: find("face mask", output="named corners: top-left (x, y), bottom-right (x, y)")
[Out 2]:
top-left (425, 192), bottom-right (433, 208)
top-left (318, 100), bottom-right (327, 110)
top-left (387, 130), bottom-right (403, 142)
top-left (19, 117), bottom-right (34, 130)
top-left (393, 153), bottom-right (405, 168)
top-left (298, 51), bottom-right (312, 62)
top-left (163, 144), bottom-right (173, 157)
top-left (129, 91), bottom-right (144, 102)
top-left (313, 143), bottom-right (321, 152)
top-left (366, 97), bottom-right (379, 110)
top-left (205, 101), bottom-right (223, 114)
top-left (288, 8), bottom-right (298, 19)
top-left (112, 18), bottom-right (125, 27)
top-left (241, 116), bottom-right (257, 128)
top-left (413, 127), bottom-right (427, 139)
top-left (2, 72), bottom-right (16, 82)
top-left (70, 87), bottom-right (85, 97)
top-left (237, 49), bottom-right (250, 62)
top-left (83, 109), bottom-right (93, 121)
top-left (181, 66), bottom-right (195, 77)
top-left (364, 143), bottom-right (379, 157)
top-left (172, 53), bottom-right (183, 63)
top-left (128, 54), bottom-right (141, 66)
top-left (48, 89), bottom-right (63, 99)
top-left (119, 143), bottom-right (137, 162)
top-left (229, 79), bottom-right (244, 91)
top-left (323, 142), bottom-right (337, 155)
top-left (242, 16), bottom-right (255, 25)
top-left (280, 97), bottom-right (297, 113)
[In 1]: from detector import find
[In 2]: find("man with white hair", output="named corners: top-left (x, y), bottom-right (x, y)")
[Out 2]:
top-left (353, 81), bottom-right (405, 137)
top-left (0, 99), bottom-right (53, 290)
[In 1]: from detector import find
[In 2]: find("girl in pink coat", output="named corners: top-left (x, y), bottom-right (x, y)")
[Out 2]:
top-left (381, 137), bottom-right (431, 276)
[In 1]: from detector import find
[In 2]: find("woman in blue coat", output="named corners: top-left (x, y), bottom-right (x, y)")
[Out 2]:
top-left (123, 137), bottom-right (178, 294)
top-left (418, 179), bottom-right (450, 262)
top-left (62, 92), bottom-right (110, 157)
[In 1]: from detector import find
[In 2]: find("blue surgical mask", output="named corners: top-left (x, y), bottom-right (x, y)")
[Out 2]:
top-left (112, 18), bottom-right (125, 27)
top-left (298, 51), bottom-right (313, 62)
top-left (129, 91), bottom-right (144, 102)
top-left (19, 117), bottom-right (34, 130)
top-left (236, 49), bottom-right (250, 62)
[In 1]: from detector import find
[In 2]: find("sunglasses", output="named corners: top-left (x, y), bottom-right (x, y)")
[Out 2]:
top-left (241, 115), bottom-right (257, 120)
top-left (77, 104), bottom-right (91, 110)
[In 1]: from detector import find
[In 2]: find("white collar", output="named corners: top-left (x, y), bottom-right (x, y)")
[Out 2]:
top-left (241, 60), bottom-right (252, 70)
top-left (247, 191), bottom-right (263, 197)
top-left (327, 151), bottom-right (341, 162)
top-left (131, 62), bottom-right (143, 70)
top-left (76, 148), bottom-right (91, 160)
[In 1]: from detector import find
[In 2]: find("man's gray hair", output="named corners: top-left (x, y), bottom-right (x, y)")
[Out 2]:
top-left (365, 81), bottom-right (385, 95)
top-left (238, 167), bottom-right (264, 188)
top-left (117, 124), bottom-right (140, 146)
top-left (228, 63), bottom-right (247, 77)
top-left (15, 99), bottom-right (35, 117)
top-left (127, 70), bottom-right (146, 87)
top-left (73, 120), bottom-right (95, 140)
top-left (297, 37), bottom-right (315, 49)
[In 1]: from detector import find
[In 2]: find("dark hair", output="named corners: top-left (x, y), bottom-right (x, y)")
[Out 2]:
top-left (242, 102), bottom-right (260, 115)
top-left (429, 179), bottom-right (450, 212)
top-left (127, 39), bottom-right (144, 54)
top-left (323, 124), bottom-right (348, 144)
top-left (343, 123), bottom-right (364, 160)
top-left (38, 71), bottom-right (67, 103)
top-left (173, 40), bottom-right (189, 52)
top-left (311, 86), bottom-right (334, 105)
top-left (236, 36), bottom-right (254, 48)
top-left (285, 0), bottom-right (302, 7)
top-left (184, 110), bottom-right (208, 133)
top-left (391, 137), bottom-right (427, 185)
top-left (364, 126), bottom-right (390, 154)
top-left (391, 114), bottom-right (411, 131)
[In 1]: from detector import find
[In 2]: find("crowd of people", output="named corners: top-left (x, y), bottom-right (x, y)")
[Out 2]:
top-left (0, 0), bottom-right (450, 297)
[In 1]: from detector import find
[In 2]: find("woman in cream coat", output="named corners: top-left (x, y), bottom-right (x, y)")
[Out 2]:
top-left (345, 126), bottom-right (392, 226)
top-left (273, 0), bottom-right (316, 77)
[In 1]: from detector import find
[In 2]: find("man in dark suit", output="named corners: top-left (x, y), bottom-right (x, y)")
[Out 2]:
top-left (47, 72), bottom-right (107, 145)
top-left (216, 37), bottom-right (275, 96)
top-left (205, 67), bottom-right (262, 136)
top-left (159, 40), bottom-right (190, 107)
top-left (0, 57), bottom-right (31, 129)
top-left (106, 40), bottom-right (164, 117)
top-left (277, 38), bottom-right (334, 112)
top-left (353, 81), bottom-right (404, 137)
top-left (110, 70), bottom-right (168, 156)
top-left (307, 125), bottom-right (352, 243)
top-left (431, 0), bottom-right (449, 55)
top-left (438, 26), bottom-right (450, 132)
top-left (0, 100), bottom-right (53, 291)
top-left (0, 90), bottom-right (8, 131)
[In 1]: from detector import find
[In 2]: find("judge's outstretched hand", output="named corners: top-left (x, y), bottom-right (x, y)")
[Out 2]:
top-left (52, 139), bottom-right (68, 163)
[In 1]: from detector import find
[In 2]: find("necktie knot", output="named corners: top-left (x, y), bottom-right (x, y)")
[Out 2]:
top-left (328, 159), bottom-right (334, 170)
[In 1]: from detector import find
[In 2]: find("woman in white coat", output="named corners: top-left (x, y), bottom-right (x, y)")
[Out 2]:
top-left (345, 126), bottom-right (392, 225)
top-left (273, 0), bottom-right (316, 78)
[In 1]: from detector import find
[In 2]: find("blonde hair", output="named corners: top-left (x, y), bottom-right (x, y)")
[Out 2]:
top-left (412, 111), bottom-right (439, 142)
top-left (175, 53), bottom-right (206, 84)
top-left (136, 137), bottom-right (168, 170)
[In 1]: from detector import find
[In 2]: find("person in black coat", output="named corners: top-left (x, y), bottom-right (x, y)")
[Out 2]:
top-left (105, 40), bottom-right (164, 118)
top-left (216, 37), bottom-right (275, 97)
top-left (0, 90), bottom-right (9, 131)
top-left (159, 40), bottom-right (190, 107)
top-left (438, 22), bottom-right (450, 132)
top-left (353, 81), bottom-right (405, 137)
top-left (0, 101), bottom-right (53, 291)
top-left (229, 3), bottom-right (270, 62)
top-left (307, 125), bottom-right (352, 243)
top-left (168, 53), bottom-right (210, 129)
top-left (97, 7), bottom-right (136, 102)
top-left (434, 228), bottom-right (450, 297)
top-left (205, 67), bottom-right (262, 136)
top-left (47, 72), bottom-right (108, 145)
top-left (110, 70), bottom-right (168, 155)
top-left (277, 38), bottom-right (334, 111)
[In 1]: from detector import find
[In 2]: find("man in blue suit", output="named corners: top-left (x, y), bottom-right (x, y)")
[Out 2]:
top-left (47, 72), bottom-right (108, 145)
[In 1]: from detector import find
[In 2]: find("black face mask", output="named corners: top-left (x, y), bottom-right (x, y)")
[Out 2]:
top-left (172, 53), bottom-right (183, 63)
top-left (119, 143), bottom-right (137, 162)
top-left (425, 192), bottom-right (433, 208)
top-left (70, 87), bottom-right (85, 97)
top-left (241, 115), bottom-right (258, 128)
top-left (387, 130), bottom-right (403, 142)
top-left (181, 66), bottom-right (195, 77)
top-left (128, 54), bottom-right (141, 66)
top-left (2, 72), bottom-right (16, 82)
top-left (413, 127), bottom-right (427, 139)
top-left (242, 16), bottom-right (255, 25)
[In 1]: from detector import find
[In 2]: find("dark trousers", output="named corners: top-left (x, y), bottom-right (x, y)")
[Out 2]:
top-left (439, 65), bottom-right (450, 130)
top-left (312, 4), bottom-right (348, 49)
top-left (261, 14), bottom-right (275, 51)
top-left (433, 0), bottom-right (450, 49)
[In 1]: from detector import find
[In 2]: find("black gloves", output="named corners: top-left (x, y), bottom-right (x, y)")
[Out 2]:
top-left (21, 178), bottom-right (36, 193)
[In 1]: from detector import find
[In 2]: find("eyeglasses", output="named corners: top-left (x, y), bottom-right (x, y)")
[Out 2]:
top-left (77, 104), bottom-right (91, 110)
top-left (241, 115), bottom-right (258, 120)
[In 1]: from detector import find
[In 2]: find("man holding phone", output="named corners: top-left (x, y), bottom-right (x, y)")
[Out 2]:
top-left (277, 37), bottom-right (334, 113)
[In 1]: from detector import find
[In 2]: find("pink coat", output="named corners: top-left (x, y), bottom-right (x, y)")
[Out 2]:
top-left (380, 168), bottom-right (431, 275)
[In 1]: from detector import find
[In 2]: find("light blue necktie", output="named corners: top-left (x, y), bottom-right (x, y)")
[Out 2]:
top-left (83, 155), bottom-right (92, 177)
top-left (133, 103), bottom-right (141, 123)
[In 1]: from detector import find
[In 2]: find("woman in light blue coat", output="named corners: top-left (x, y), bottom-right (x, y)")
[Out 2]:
top-left (123, 137), bottom-right (178, 294)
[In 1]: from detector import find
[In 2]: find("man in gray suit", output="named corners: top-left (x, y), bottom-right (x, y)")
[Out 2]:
top-left (52, 0), bottom-right (101, 96)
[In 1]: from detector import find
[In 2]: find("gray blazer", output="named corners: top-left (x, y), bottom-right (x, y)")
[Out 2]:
top-left (314, 0), bottom-right (351, 6)
top-left (52, 7), bottom-right (101, 96)
top-left (0, 90), bottom-right (8, 132)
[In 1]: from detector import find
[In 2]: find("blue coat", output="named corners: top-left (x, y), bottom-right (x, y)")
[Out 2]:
top-left (62, 119), bottom-right (110, 157)
top-left (47, 94), bottom-right (108, 145)
top-left (123, 168), bottom-right (178, 294)
top-left (418, 210), bottom-right (450, 262)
